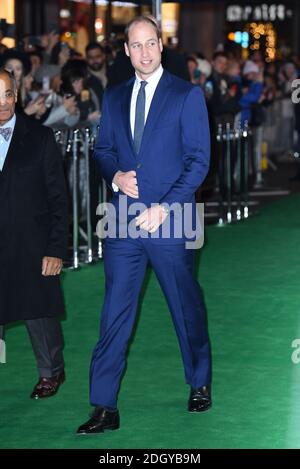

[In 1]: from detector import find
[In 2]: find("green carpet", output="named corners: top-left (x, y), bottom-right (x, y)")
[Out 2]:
top-left (1, 194), bottom-right (300, 449)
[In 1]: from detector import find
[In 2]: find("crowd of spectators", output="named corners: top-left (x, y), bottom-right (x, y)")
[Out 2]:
top-left (1, 29), bottom-right (299, 181)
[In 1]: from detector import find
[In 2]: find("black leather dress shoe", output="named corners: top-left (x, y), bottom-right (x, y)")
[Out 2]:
top-left (188, 385), bottom-right (212, 412)
top-left (77, 407), bottom-right (120, 435)
top-left (30, 371), bottom-right (65, 399)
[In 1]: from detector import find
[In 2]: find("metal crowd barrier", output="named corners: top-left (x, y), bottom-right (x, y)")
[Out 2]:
top-left (262, 97), bottom-right (295, 157)
top-left (54, 126), bottom-right (104, 269)
top-left (216, 121), bottom-right (254, 225)
top-left (53, 120), bottom-right (257, 268)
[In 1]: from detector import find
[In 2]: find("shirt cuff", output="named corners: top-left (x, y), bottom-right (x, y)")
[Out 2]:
top-left (112, 182), bottom-right (119, 192)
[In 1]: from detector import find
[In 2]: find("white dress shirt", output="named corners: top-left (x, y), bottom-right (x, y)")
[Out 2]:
top-left (130, 64), bottom-right (164, 137)
top-left (112, 65), bottom-right (164, 192)
top-left (0, 114), bottom-right (16, 171)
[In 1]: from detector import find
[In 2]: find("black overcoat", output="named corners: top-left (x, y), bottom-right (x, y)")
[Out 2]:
top-left (0, 114), bottom-right (68, 325)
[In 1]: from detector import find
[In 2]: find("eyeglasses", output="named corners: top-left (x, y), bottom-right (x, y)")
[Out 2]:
top-left (0, 91), bottom-right (15, 102)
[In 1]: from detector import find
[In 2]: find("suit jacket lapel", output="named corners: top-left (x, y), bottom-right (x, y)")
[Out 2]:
top-left (2, 113), bottom-right (27, 173)
top-left (121, 77), bottom-right (135, 155)
top-left (139, 71), bottom-right (173, 157)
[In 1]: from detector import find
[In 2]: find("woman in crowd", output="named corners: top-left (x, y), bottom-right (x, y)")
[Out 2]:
top-left (61, 59), bottom-right (100, 125)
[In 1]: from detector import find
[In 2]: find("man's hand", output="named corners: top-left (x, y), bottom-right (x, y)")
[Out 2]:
top-left (24, 96), bottom-right (46, 116)
top-left (42, 257), bottom-right (63, 276)
top-left (113, 170), bottom-right (139, 198)
top-left (88, 110), bottom-right (101, 122)
top-left (135, 205), bottom-right (168, 233)
top-left (44, 31), bottom-right (59, 53)
top-left (58, 47), bottom-right (70, 67)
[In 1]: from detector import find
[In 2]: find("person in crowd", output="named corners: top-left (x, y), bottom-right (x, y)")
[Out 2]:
top-left (186, 55), bottom-right (206, 87)
top-left (1, 49), bottom-right (79, 127)
top-left (226, 60), bottom-right (242, 95)
top-left (50, 41), bottom-right (74, 68)
top-left (240, 60), bottom-right (264, 185)
top-left (77, 15), bottom-right (211, 435)
top-left (0, 68), bottom-right (68, 398)
top-left (85, 42), bottom-right (106, 110)
top-left (239, 60), bottom-right (264, 127)
top-left (61, 60), bottom-right (100, 125)
top-left (204, 51), bottom-right (241, 193)
top-left (85, 42), bottom-right (107, 90)
top-left (250, 50), bottom-right (265, 73)
top-left (196, 56), bottom-right (212, 82)
top-left (39, 30), bottom-right (60, 64)
top-left (206, 51), bottom-right (241, 128)
top-left (1, 49), bottom-right (47, 118)
top-left (279, 62), bottom-right (298, 97)
top-left (42, 90), bottom-right (79, 128)
top-left (261, 73), bottom-right (277, 107)
top-left (28, 50), bottom-right (44, 77)
top-left (264, 62), bottom-right (280, 91)
top-left (225, 59), bottom-right (243, 126)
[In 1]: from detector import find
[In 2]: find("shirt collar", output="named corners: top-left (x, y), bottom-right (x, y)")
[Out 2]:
top-left (135, 64), bottom-right (164, 88)
top-left (1, 114), bottom-right (16, 130)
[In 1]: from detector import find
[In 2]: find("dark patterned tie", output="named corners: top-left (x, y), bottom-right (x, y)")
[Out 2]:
top-left (133, 81), bottom-right (147, 154)
top-left (0, 127), bottom-right (12, 141)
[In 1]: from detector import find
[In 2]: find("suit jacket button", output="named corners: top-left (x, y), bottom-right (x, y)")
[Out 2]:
top-left (137, 163), bottom-right (142, 168)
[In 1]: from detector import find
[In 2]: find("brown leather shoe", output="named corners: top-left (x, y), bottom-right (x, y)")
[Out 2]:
top-left (30, 371), bottom-right (65, 399)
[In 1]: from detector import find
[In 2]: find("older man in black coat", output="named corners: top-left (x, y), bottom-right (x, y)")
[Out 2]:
top-left (0, 68), bottom-right (68, 399)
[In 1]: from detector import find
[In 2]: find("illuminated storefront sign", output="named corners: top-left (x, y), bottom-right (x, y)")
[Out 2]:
top-left (226, 4), bottom-right (293, 22)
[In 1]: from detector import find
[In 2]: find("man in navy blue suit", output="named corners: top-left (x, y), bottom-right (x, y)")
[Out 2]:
top-left (77, 16), bottom-right (212, 435)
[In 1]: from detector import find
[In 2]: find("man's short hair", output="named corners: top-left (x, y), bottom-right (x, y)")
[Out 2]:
top-left (212, 51), bottom-right (228, 61)
top-left (85, 42), bottom-right (105, 55)
top-left (124, 15), bottom-right (161, 44)
top-left (0, 67), bottom-right (17, 91)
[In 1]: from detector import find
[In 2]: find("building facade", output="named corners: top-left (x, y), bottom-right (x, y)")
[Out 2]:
top-left (1, 1), bottom-right (299, 60)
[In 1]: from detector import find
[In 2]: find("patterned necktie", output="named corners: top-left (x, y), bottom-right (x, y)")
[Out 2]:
top-left (133, 80), bottom-right (147, 154)
top-left (0, 127), bottom-right (12, 141)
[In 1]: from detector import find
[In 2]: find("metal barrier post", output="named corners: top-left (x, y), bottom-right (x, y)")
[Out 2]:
top-left (253, 126), bottom-right (264, 188)
top-left (225, 123), bottom-right (232, 223)
top-left (216, 124), bottom-right (224, 225)
top-left (72, 129), bottom-right (80, 269)
top-left (96, 178), bottom-right (107, 259)
top-left (89, 126), bottom-right (104, 259)
top-left (235, 123), bottom-right (242, 221)
top-left (83, 128), bottom-right (93, 263)
top-left (242, 122), bottom-right (249, 219)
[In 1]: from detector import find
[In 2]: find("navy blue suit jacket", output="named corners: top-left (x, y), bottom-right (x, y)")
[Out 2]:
top-left (94, 70), bottom-right (210, 243)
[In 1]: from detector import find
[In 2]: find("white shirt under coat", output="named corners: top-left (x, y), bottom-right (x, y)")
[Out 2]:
top-left (112, 64), bottom-right (164, 192)
top-left (0, 114), bottom-right (16, 171)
